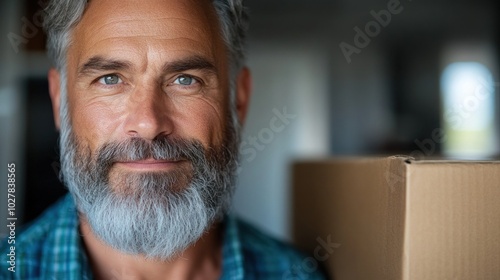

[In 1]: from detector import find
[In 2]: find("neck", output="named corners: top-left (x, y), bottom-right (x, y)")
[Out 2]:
top-left (79, 218), bottom-right (223, 280)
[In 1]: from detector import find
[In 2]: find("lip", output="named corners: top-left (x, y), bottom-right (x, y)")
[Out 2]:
top-left (115, 159), bottom-right (184, 171)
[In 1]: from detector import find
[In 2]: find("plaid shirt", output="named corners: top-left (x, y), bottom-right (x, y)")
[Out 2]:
top-left (1, 195), bottom-right (326, 279)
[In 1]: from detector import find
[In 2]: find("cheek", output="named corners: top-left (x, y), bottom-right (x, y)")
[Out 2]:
top-left (70, 98), bottom-right (127, 150)
top-left (172, 97), bottom-right (229, 147)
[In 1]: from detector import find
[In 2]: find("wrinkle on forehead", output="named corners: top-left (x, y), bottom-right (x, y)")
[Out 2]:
top-left (82, 17), bottom-right (209, 44)
top-left (73, 0), bottom-right (219, 47)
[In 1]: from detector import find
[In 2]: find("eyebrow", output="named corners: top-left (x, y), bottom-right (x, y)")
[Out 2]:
top-left (78, 56), bottom-right (133, 76)
top-left (162, 55), bottom-right (217, 75)
top-left (78, 55), bottom-right (218, 77)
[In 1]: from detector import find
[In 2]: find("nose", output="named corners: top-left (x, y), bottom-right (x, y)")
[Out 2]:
top-left (124, 85), bottom-right (173, 140)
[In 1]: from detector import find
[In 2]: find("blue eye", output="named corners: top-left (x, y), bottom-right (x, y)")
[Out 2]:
top-left (98, 75), bottom-right (122, 85)
top-left (174, 75), bottom-right (197, 86)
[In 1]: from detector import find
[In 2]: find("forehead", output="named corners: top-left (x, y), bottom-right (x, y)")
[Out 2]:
top-left (70, 0), bottom-right (223, 66)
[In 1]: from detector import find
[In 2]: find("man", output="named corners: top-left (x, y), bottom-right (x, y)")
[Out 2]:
top-left (1, 0), bottom-right (326, 279)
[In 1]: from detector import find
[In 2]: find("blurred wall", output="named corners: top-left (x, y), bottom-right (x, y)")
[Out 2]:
top-left (0, 1), bottom-right (24, 237)
top-left (0, 0), bottom-right (53, 237)
top-left (233, 41), bottom-right (330, 240)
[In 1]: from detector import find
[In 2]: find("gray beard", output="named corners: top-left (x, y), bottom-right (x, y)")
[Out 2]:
top-left (59, 122), bottom-right (239, 260)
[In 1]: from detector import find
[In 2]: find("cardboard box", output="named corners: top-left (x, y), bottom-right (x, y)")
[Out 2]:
top-left (292, 156), bottom-right (500, 280)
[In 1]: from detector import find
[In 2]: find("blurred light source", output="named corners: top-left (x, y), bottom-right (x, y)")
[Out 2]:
top-left (441, 62), bottom-right (497, 158)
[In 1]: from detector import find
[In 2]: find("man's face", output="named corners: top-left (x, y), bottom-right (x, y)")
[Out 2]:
top-left (66, 0), bottom-right (230, 183)
top-left (47, 0), bottom-right (250, 259)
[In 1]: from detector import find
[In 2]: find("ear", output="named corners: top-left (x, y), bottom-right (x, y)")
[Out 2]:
top-left (48, 68), bottom-right (61, 130)
top-left (235, 67), bottom-right (252, 126)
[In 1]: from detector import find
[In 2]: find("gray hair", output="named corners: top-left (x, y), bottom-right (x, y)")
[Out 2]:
top-left (43, 0), bottom-right (249, 80)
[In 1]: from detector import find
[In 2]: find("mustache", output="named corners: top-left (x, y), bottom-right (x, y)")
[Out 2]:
top-left (93, 137), bottom-right (207, 168)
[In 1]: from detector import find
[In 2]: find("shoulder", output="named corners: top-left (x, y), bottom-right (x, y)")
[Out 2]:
top-left (0, 195), bottom-right (77, 279)
top-left (235, 218), bottom-right (327, 280)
